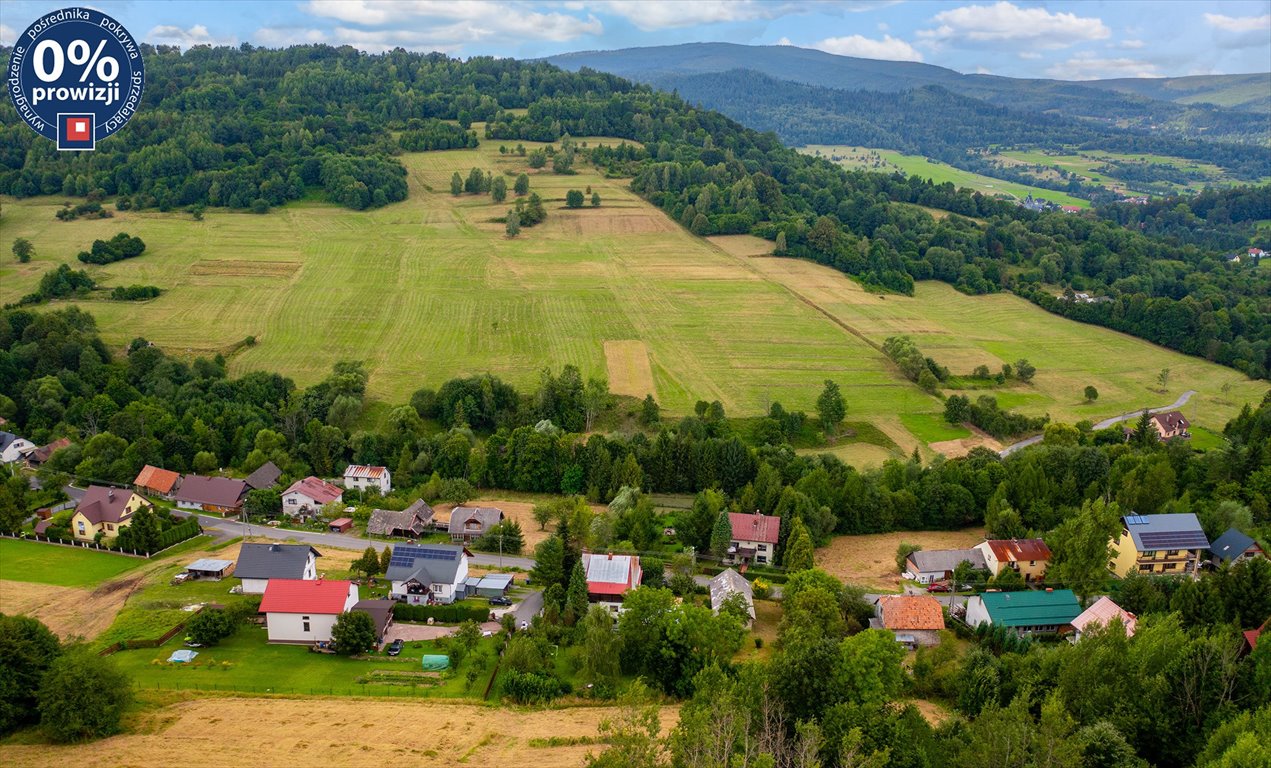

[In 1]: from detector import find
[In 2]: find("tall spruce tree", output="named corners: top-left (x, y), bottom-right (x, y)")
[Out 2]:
top-left (710, 509), bottom-right (733, 560)
top-left (565, 560), bottom-right (589, 626)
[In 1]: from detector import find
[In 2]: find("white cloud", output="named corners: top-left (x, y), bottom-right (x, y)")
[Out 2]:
top-left (1204, 13), bottom-right (1271, 33)
top-left (1120, 39), bottom-right (1145, 49)
top-left (975, 65), bottom-right (991, 74)
top-left (303, 1), bottom-right (602, 43)
top-left (0, 24), bottom-right (14, 46)
top-left (812, 34), bottom-right (924, 62)
top-left (919, 1), bottom-right (1109, 49)
top-left (1018, 51), bottom-right (1041, 59)
top-left (1204, 12), bottom-right (1271, 48)
top-left (585, 1), bottom-right (785, 31)
top-left (776, 36), bottom-right (793, 46)
top-left (147, 24), bottom-right (237, 47)
top-left (1046, 53), bottom-right (1161, 80)
top-left (253, 27), bottom-right (330, 47)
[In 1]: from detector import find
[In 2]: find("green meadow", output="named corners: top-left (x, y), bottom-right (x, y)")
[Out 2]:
top-left (0, 538), bottom-right (146, 587)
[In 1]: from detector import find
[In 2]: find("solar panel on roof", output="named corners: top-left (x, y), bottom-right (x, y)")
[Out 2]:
top-left (1125, 515), bottom-right (1147, 525)
top-left (390, 545), bottom-right (458, 567)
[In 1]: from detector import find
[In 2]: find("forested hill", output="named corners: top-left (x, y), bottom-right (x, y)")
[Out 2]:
top-left (1, 45), bottom-right (1267, 377)
top-left (546, 42), bottom-right (1271, 128)
top-left (648, 69), bottom-right (1271, 181)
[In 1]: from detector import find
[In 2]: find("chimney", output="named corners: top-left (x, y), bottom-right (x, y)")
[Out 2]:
top-left (607, 552), bottom-right (613, 560)
top-left (107, 489), bottom-right (115, 500)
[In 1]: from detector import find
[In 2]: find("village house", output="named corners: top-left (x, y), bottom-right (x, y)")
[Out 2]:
top-left (173, 475), bottom-right (248, 515)
top-left (582, 551), bottom-right (642, 612)
top-left (975, 538), bottom-right (1051, 583)
top-left (875, 595), bottom-right (945, 649)
top-left (965, 589), bottom-right (1082, 636)
top-left (235, 543), bottom-right (321, 594)
top-left (1070, 596), bottom-right (1137, 642)
top-left (725, 512), bottom-right (780, 566)
top-left (1208, 527), bottom-right (1265, 567)
top-left (25, 437), bottom-right (71, 468)
top-left (343, 464), bottom-right (391, 494)
top-left (260, 578), bottom-right (359, 644)
top-left (133, 465), bottom-right (181, 500)
top-left (282, 476), bottom-right (344, 518)
top-left (447, 506), bottom-right (504, 543)
top-left (902, 548), bottom-right (987, 584)
top-left (1149, 411), bottom-right (1190, 440)
top-left (352, 599), bottom-right (395, 647)
top-left (70, 485), bottom-right (151, 541)
top-left (1110, 513), bottom-right (1209, 577)
top-left (0, 431), bottom-right (37, 464)
top-left (243, 461), bottom-right (282, 491)
top-left (709, 568), bottom-right (755, 626)
top-left (367, 499), bottom-right (435, 538)
top-left (384, 543), bottom-right (469, 605)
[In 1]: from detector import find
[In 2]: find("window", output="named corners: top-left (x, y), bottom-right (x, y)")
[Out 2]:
top-left (302, 616), bottom-right (311, 632)
top-left (1139, 564), bottom-right (1154, 572)
top-left (757, 556), bottom-right (768, 564)
top-left (1164, 563), bottom-right (1176, 570)
top-left (1141, 550), bottom-right (1156, 558)
top-left (77, 521), bottom-right (85, 533)
top-left (106, 524), bottom-right (113, 531)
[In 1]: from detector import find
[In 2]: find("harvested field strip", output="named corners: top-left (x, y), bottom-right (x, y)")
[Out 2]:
top-left (816, 527), bottom-right (986, 591)
top-left (604, 340), bottom-right (657, 399)
top-left (190, 260), bottom-right (302, 277)
top-left (0, 579), bottom-right (132, 641)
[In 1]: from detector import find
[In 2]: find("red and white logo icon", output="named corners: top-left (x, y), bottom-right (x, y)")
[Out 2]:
top-left (65, 117), bottom-right (90, 141)
top-left (57, 113), bottom-right (95, 150)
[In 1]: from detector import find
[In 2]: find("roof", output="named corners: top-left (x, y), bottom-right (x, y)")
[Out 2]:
top-left (729, 512), bottom-right (780, 545)
top-left (283, 476), bottom-right (344, 505)
top-left (352, 599), bottom-right (395, 638)
top-left (582, 552), bottom-right (641, 595)
top-left (0, 432), bottom-right (24, 454)
top-left (330, 517), bottom-right (353, 527)
top-left (76, 485), bottom-right (142, 525)
top-left (976, 589), bottom-right (1082, 627)
top-left (383, 543), bottom-right (467, 585)
top-left (1071, 596), bottom-right (1136, 637)
top-left (34, 519), bottom-right (52, 535)
top-left (1121, 513), bottom-right (1209, 553)
top-left (186, 558), bottom-right (235, 573)
top-left (476, 574), bottom-right (514, 591)
top-left (173, 475), bottom-right (247, 508)
top-left (235, 543), bottom-right (321, 580)
top-left (28, 438), bottom-right (71, 464)
top-left (260, 579), bottom-right (353, 615)
top-left (709, 568), bottom-right (755, 619)
top-left (243, 461), bottom-right (282, 490)
top-left (1209, 528), bottom-right (1258, 563)
top-left (344, 465), bottom-right (389, 480)
top-left (878, 595), bottom-right (945, 631)
top-left (448, 506), bottom-right (503, 535)
top-left (134, 465), bottom-right (181, 494)
top-left (367, 499), bottom-right (434, 536)
top-left (1150, 411), bottom-right (1190, 432)
top-left (907, 548), bottom-right (987, 573)
top-left (982, 538), bottom-right (1051, 563)
top-left (1245, 628), bottom-right (1262, 650)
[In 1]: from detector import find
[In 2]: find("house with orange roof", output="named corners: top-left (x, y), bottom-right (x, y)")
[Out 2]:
top-left (975, 538), bottom-right (1051, 583)
top-left (134, 464), bottom-right (181, 499)
top-left (343, 464), bottom-right (391, 494)
top-left (1070, 596), bottom-right (1137, 642)
top-left (875, 595), bottom-right (945, 648)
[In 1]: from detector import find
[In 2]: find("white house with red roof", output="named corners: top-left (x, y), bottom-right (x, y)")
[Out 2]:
top-left (582, 552), bottom-right (641, 612)
top-left (282, 476), bottom-right (344, 518)
top-left (1070, 596), bottom-right (1137, 642)
top-left (343, 464), bottom-right (391, 494)
top-left (260, 578), bottom-right (359, 644)
top-left (726, 512), bottom-right (780, 566)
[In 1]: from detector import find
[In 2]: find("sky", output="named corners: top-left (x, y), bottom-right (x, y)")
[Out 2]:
top-left (2, 1), bottom-right (1269, 80)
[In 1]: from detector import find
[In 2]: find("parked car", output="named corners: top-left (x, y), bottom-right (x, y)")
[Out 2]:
top-left (386, 639), bottom-right (403, 656)
top-left (488, 596), bottom-right (512, 606)
top-left (926, 582), bottom-right (951, 593)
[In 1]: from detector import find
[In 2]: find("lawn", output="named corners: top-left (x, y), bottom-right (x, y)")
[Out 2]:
top-left (800, 145), bottom-right (1090, 207)
top-left (113, 627), bottom-right (501, 699)
top-left (900, 413), bottom-right (972, 444)
top-left (0, 538), bottom-right (146, 587)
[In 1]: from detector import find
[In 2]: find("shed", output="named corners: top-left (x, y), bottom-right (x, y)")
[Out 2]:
top-left (329, 517), bottom-right (354, 533)
top-left (185, 558), bottom-right (236, 580)
top-left (474, 574), bottom-right (514, 598)
top-left (352, 599), bottom-right (395, 644)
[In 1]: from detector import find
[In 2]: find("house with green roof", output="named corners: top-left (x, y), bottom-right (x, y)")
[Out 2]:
top-left (964, 589), bottom-right (1082, 636)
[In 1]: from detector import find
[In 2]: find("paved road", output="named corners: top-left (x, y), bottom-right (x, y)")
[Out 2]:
top-left (998, 389), bottom-right (1197, 457)
top-left (193, 514), bottom-right (536, 570)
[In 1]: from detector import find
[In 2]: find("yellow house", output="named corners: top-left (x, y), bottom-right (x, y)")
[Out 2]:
top-left (1110, 513), bottom-right (1209, 578)
top-left (975, 538), bottom-right (1052, 583)
top-left (70, 485), bottom-right (150, 541)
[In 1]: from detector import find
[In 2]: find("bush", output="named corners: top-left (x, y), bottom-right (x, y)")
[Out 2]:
top-left (332, 610), bottom-right (377, 655)
top-left (185, 608), bottom-right (236, 646)
top-left (501, 669), bottom-right (570, 704)
top-left (76, 233), bottom-right (145, 265)
top-left (393, 602), bottom-right (491, 624)
top-left (109, 285), bottom-right (161, 301)
top-left (38, 647), bottom-right (131, 742)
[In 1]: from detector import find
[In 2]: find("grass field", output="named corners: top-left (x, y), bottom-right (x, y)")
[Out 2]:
top-left (800, 145), bottom-right (1090, 208)
top-left (0, 695), bottom-right (680, 768)
top-left (3, 132), bottom-right (1265, 448)
top-left (993, 149), bottom-right (1271, 197)
top-left (0, 538), bottom-right (146, 586)
top-left (816, 527), bottom-right (986, 591)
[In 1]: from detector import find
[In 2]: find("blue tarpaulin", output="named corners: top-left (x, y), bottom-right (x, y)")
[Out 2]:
top-left (168, 649), bottom-right (198, 663)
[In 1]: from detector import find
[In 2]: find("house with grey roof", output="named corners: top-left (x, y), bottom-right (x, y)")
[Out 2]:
top-left (367, 499), bottom-right (434, 538)
top-left (244, 461), bottom-right (282, 491)
top-left (1111, 513), bottom-right (1209, 577)
top-left (235, 543), bottom-right (322, 594)
top-left (384, 543), bottom-right (469, 605)
top-left (903, 548), bottom-right (988, 584)
top-left (447, 506), bottom-right (503, 543)
top-left (0, 431), bottom-right (37, 464)
top-left (1209, 527), bottom-right (1264, 567)
top-left (709, 568), bottom-right (755, 626)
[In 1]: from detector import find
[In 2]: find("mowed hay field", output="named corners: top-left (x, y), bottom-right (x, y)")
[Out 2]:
top-left (0, 696), bottom-right (680, 768)
top-left (816, 527), bottom-right (985, 590)
top-left (2, 131), bottom-right (1265, 443)
top-left (0, 578), bottom-right (136, 641)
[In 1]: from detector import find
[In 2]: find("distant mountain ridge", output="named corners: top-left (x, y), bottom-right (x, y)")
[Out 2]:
top-left (546, 42), bottom-right (1271, 120)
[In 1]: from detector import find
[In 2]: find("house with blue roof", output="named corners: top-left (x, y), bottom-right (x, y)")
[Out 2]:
top-left (1208, 528), bottom-right (1264, 567)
